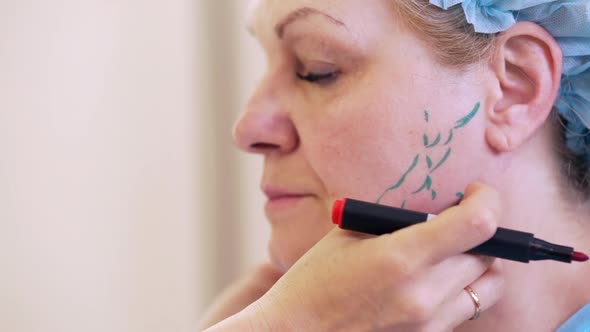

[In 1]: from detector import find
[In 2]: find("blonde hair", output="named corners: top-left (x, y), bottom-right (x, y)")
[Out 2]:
top-left (391, 0), bottom-right (590, 199)
top-left (391, 0), bottom-right (496, 67)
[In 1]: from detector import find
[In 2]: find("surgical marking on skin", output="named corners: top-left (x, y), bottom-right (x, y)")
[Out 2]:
top-left (444, 129), bottom-right (454, 145)
top-left (426, 156), bottom-right (433, 169)
top-left (376, 154), bottom-right (419, 204)
top-left (431, 148), bottom-right (452, 173)
top-left (376, 102), bottom-right (480, 207)
top-left (426, 133), bottom-right (442, 148)
top-left (413, 175), bottom-right (432, 194)
top-left (454, 102), bottom-right (480, 129)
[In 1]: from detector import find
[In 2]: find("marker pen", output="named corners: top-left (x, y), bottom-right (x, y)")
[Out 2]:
top-left (332, 198), bottom-right (589, 264)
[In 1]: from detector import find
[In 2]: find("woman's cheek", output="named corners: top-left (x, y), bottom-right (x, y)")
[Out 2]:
top-left (302, 110), bottom-right (418, 203)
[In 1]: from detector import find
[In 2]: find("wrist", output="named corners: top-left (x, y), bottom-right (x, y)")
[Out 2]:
top-left (248, 293), bottom-right (313, 332)
top-left (202, 295), bottom-right (303, 332)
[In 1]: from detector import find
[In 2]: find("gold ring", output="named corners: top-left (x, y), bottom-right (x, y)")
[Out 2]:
top-left (464, 286), bottom-right (481, 320)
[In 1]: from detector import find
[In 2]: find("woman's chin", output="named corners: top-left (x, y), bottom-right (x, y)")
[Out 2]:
top-left (264, 197), bottom-right (333, 272)
top-left (267, 221), bottom-right (333, 273)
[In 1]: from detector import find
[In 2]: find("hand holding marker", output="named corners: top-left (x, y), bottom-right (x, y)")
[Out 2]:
top-left (332, 198), bottom-right (589, 263)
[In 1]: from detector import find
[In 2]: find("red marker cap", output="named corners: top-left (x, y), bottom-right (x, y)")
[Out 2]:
top-left (332, 199), bottom-right (346, 227)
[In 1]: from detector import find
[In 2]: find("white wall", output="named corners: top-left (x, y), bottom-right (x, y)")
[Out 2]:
top-left (0, 1), bottom-right (267, 331)
top-left (198, 0), bottom-right (269, 313)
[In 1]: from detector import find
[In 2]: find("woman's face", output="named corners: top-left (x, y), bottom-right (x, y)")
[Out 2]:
top-left (235, 0), bottom-right (495, 271)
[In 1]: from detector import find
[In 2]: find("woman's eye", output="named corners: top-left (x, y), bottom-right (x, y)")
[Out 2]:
top-left (296, 71), bottom-right (339, 84)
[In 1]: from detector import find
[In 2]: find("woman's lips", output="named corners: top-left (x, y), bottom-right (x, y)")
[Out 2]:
top-left (263, 189), bottom-right (313, 213)
top-left (265, 194), bottom-right (311, 212)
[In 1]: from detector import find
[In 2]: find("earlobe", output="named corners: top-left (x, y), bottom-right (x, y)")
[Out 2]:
top-left (485, 22), bottom-right (563, 153)
top-left (486, 106), bottom-right (530, 152)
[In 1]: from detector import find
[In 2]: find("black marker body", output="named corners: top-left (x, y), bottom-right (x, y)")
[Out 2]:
top-left (338, 199), bottom-right (575, 263)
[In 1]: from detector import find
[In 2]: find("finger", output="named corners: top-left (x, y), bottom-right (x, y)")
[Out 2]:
top-left (409, 254), bottom-right (494, 315)
top-left (438, 259), bottom-right (505, 329)
top-left (381, 182), bottom-right (502, 266)
top-left (425, 254), bottom-right (495, 302)
top-left (462, 181), bottom-right (487, 201)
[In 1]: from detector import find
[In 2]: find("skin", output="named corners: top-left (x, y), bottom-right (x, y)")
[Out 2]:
top-left (236, 0), bottom-right (496, 271)
top-left (200, 0), bottom-right (590, 330)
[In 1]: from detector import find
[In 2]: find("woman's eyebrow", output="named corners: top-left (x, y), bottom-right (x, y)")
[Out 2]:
top-left (275, 7), bottom-right (347, 39)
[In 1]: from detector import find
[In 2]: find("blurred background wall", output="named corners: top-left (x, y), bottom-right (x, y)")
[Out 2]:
top-left (0, 1), bottom-right (268, 331)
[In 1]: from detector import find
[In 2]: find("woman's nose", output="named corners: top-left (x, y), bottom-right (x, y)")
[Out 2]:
top-left (233, 91), bottom-right (299, 155)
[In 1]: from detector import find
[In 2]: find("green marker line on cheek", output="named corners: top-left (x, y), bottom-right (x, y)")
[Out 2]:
top-left (376, 102), bottom-right (480, 207)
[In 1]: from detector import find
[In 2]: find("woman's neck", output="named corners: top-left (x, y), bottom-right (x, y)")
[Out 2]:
top-left (457, 145), bottom-right (590, 331)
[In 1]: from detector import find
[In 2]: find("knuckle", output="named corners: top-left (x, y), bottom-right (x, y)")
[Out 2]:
top-left (468, 207), bottom-right (497, 239)
top-left (382, 253), bottom-right (416, 279)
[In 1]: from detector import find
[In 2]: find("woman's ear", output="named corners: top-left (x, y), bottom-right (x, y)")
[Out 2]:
top-left (485, 22), bottom-right (563, 152)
